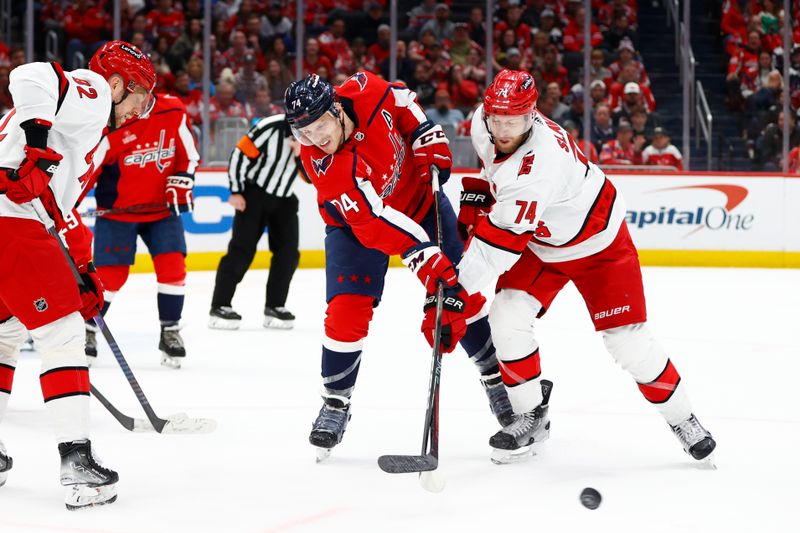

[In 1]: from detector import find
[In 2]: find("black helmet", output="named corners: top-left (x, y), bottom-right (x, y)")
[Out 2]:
top-left (284, 74), bottom-right (338, 142)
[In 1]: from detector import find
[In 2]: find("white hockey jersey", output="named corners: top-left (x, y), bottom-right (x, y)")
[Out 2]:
top-left (458, 106), bottom-right (626, 294)
top-left (0, 62), bottom-right (111, 224)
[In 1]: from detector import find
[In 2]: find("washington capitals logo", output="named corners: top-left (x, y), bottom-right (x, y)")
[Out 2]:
top-left (347, 72), bottom-right (368, 91)
top-left (122, 129), bottom-right (175, 173)
top-left (311, 154), bottom-right (334, 176)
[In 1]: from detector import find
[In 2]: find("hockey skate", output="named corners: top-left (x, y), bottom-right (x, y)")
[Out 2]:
top-left (309, 395), bottom-right (351, 462)
top-left (208, 306), bottom-right (242, 330)
top-left (159, 323), bottom-right (186, 369)
top-left (480, 373), bottom-right (515, 426)
top-left (489, 380), bottom-right (553, 465)
top-left (0, 440), bottom-right (12, 487)
top-left (85, 324), bottom-right (98, 366)
top-left (263, 306), bottom-right (295, 330)
top-left (670, 414), bottom-right (717, 467)
top-left (59, 440), bottom-right (118, 510)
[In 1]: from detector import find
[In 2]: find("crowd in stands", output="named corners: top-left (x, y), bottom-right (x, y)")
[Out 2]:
top-left (721, 0), bottom-right (800, 171)
top-left (1, 0), bottom-right (690, 168)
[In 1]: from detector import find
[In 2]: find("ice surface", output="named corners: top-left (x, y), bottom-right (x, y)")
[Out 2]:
top-left (0, 266), bottom-right (797, 532)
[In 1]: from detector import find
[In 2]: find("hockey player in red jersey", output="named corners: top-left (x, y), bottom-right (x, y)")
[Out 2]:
top-left (86, 92), bottom-right (199, 369)
top-left (285, 72), bottom-right (512, 460)
top-left (445, 69), bottom-right (716, 464)
top-left (0, 41), bottom-right (155, 509)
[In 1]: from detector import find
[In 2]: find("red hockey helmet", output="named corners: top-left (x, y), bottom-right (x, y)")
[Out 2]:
top-left (483, 69), bottom-right (538, 116)
top-left (89, 40), bottom-right (156, 96)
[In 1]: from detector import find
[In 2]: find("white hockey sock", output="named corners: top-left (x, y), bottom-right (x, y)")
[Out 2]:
top-left (31, 313), bottom-right (90, 443)
top-left (602, 323), bottom-right (692, 425)
top-left (0, 317), bottom-right (26, 425)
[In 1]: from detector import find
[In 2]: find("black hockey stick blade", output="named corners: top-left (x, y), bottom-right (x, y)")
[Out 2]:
top-left (378, 454), bottom-right (438, 474)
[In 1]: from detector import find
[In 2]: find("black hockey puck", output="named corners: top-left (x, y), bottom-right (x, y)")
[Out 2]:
top-left (580, 487), bottom-right (601, 510)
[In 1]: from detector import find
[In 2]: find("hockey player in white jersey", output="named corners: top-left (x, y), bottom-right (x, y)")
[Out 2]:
top-left (0, 41), bottom-right (155, 508)
top-left (437, 69), bottom-right (716, 464)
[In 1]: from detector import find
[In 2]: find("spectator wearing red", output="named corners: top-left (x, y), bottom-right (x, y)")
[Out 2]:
top-left (225, 0), bottom-right (256, 35)
top-left (225, 30), bottom-right (267, 74)
top-left (171, 70), bottom-right (204, 125)
top-left (599, 0), bottom-right (638, 30)
top-left (300, 38), bottom-right (335, 78)
top-left (494, 3), bottom-right (532, 49)
top-left (728, 30), bottom-right (762, 78)
top-left (609, 39), bottom-right (650, 87)
top-left (788, 145), bottom-right (800, 174)
top-left (428, 42), bottom-right (453, 83)
top-left (642, 127), bottom-right (683, 170)
top-left (612, 82), bottom-right (654, 122)
top-left (409, 29), bottom-right (438, 62)
top-left (367, 25), bottom-right (392, 74)
top-left (564, 119), bottom-right (599, 164)
top-left (563, 7), bottom-right (603, 53)
top-left (0, 65), bottom-right (11, 115)
top-left (610, 73), bottom-right (656, 113)
top-left (147, 0), bottom-right (185, 46)
top-left (64, 0), bottom-right (111, 69)
top-left (541, 45), bottom-right (570, 97)
top-left (721, 0), bottom-right (747, 44)
top-left (600, 121), bottom-right (644, 165)
top-left (741, 50), bottom-right (774, 101)
top-left (319, 17), bottom-right (354, 75)
top-left (437, 64), bottom-right (480, 110)
top-left (208, 81), bottom-right (253, 124)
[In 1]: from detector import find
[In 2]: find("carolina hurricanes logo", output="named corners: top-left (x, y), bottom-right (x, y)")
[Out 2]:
top-left (311, 153), bottom-right (334, 175)
top-left (346, 72), bottom-right (368, 91)
top-left (122, 129), bottom-right (175, 173)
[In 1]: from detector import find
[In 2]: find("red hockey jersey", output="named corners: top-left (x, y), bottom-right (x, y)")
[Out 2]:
top-left (91, 94), bottom-right (199, 222)
top-left (299, 71), bottom-right (434, 256)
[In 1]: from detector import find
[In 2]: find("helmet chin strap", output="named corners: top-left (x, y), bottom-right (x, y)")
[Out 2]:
top-left (108, 89), bottom-right (131, 131)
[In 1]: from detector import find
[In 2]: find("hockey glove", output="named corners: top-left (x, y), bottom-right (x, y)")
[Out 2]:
top-left (166, 174), bottom-right (194, 215)
top-left (458, 177), bottom-right (494, 241)
top-left (402, 243), bottom-right (458, 294)
top-left (421, 286), bottom-right (486, 353)
top-left (411, 121), bottom-right (452, 185)
top-left (77, 262), bottom-right (104, 321)
top-left (3, 146), bottom-right (63, 204)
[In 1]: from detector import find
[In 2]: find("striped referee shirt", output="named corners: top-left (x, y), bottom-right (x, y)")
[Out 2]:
top-left (227, 114), bottom-right (304, 197)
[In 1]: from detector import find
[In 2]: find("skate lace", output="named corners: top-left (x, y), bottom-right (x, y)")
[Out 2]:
top-left (506, 411), bottom-right (541, 438)
top-left (314, 405), bottom-right (349, 435)
top-left (162, 329), bottom-right (183, 346)
top-left (673, 415), bottom-right (708, 447)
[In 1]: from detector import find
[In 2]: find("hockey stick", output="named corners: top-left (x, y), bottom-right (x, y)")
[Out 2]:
top-left (80, 202), bottom-right (169, 218)
top-left (378, 169), bottom-right (445, 474)
top-left (28, 198), bottom-right (215, 434)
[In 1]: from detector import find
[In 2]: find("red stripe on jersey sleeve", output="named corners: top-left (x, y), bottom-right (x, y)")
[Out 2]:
top-left (637, 359), bottom-right (681, 404)
top-left (40, 367), bottom-right (90, 402)
top-left (499, 350), bottom-right (541, 387)
top-left (50, 62), bottom-right (69, 114)
top-left (0, 363), bottom-right (15, 394)
top-left (474, 216), bottom-right (532, 254)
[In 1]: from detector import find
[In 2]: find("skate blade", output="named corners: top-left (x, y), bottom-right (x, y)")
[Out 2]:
top-left (208, 317), bottom-right (241, 330)
top-left (314, 446), bottom-right (332, 463)
top-left (490, 444), bottom-right (535, 465)
top-left (263, 317), bottom-right (294, 330)
top-left (699, 453), bottom-right (717, 470)
top-left (160, 353), bottom-right (183, 369)
top-left (0, 471), bottom-right (7, 487)
top-left (65, 483), bottom-right (117, 511)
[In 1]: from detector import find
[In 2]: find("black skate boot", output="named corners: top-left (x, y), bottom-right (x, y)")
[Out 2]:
top-left (264, 306), bottom-right (295, 330)
top-left (309, 395), bottom-right (351, 462)
top-left (670, 414), bottom-right (716, 465)
top-left (489, 380), bottom-right (553, 464)
top-left (159, 323), bottom-right (186, 369)
top-left (59, 439), bottom-right (118, 510)
top-left (85, 324), bottom-right (98, 365)
top-left (0, 440), bottom-right (12, 487)
top-left (208, 306), bottom-right (242, 330)
top-left (480, 373), bottom-right (514, 426)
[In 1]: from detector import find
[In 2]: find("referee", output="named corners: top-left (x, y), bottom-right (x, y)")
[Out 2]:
top-left (209, 114), bottom-right (307, 330)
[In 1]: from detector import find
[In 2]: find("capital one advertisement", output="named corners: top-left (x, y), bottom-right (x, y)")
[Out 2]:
top-left (78, 170), bottom-right (800, 269)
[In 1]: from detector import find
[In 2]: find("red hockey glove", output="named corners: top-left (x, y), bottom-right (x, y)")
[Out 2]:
top-left (3, 146), bottom-right (63, 204)
top-left (411, 121), bottom-right (452, 185)
top-left (166, 174), bottom-right (194, 215)
top-left (402, 243), bottom-right (458, 293)
top-left (458, 177), bottom-right (494, 241)
top-left (421, 286), bottom-right (486, 353)
top-left (77, 262), bottom-right (104, 321)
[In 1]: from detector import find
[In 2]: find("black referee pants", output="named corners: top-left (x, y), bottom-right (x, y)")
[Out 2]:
top-left (211, 184), bottom-right (300, 310)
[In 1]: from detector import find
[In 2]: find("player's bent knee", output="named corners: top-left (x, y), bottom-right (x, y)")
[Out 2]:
top-left (489, 289), bottom-right (541, 355)
top-left (96, 264), bottom-right (131, 293)
top-left (602, 322), bottom-right (668, 379)
top-left (29, 312), bottom-right (86, 365)
top-left (324, 294), bottom-right (375, 343)
top-left (153, 252), bottom-right (186, 285)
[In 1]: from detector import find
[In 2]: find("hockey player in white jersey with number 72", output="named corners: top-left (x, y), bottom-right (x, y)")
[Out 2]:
top-left (0, 41), bottom-right (155, 509)
top-left (435, 69), bottom-right (717, 464)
